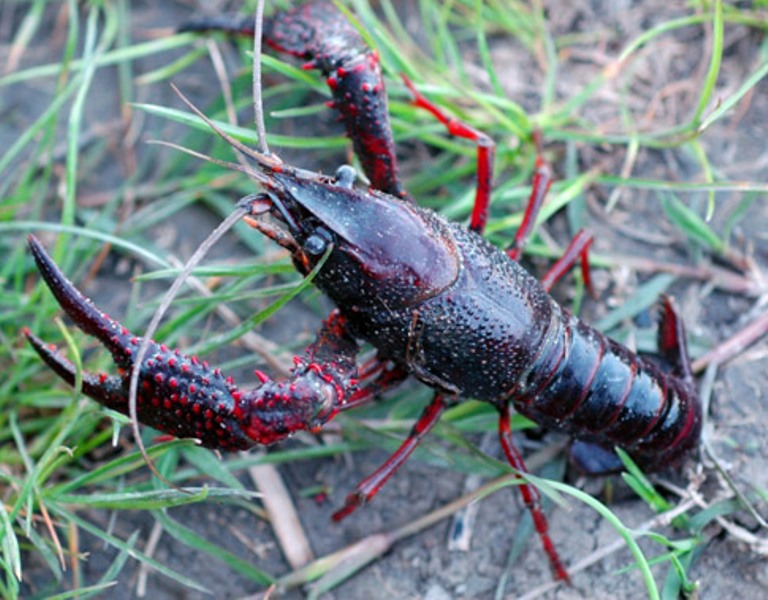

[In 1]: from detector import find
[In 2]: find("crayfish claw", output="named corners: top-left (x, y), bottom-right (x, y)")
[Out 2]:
top-left (27, 237), bottom-right (364, 452)
top-left (26, 236), bottom-right (257, 450)
top-left (24, 328), bottom-right (125, 409)
top-left (27, 235), bottom-right (136, 370)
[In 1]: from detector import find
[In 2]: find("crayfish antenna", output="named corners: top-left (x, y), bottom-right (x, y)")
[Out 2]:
top-left (168, 83), bottom-right (326, 190)
top-left (148, 139), bottom-right (267, 183)
top-left (169, 83), bottom-right (284, 174)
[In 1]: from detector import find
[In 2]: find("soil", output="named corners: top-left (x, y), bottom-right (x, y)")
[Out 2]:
top-left (6, 1), bottom-right (768, 599)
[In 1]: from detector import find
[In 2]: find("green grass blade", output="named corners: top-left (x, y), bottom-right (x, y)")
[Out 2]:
top-left (660, 194), bottom-right (724, 254)
top-left (0, 502), bottom-right (21, 585)
top-left (594, 273), bottom-right (677, 333)
top-left (153, 511), bottom-right (274, 585)
top-left (691, 0), bottom-right (723, 125)
top-left (54, 507), bottom-right (211, 593)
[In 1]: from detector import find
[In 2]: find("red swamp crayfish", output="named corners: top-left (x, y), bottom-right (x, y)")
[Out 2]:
top-left (24, 0), bottom-right (705, 583)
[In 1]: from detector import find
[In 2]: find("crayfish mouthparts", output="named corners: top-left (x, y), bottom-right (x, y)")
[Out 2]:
top-left (241, 194), bottom-right (274, 216)
top-left (24, 235), bottom-right (360, 451)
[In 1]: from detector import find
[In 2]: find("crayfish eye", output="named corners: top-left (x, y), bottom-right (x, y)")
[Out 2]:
top-left (334, 165), bottom-right (357, 188)
top-left (304, 229), bottom-right (332, 256)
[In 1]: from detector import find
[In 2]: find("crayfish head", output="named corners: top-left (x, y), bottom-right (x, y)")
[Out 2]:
top-left (261, 166), bottom-right (460, 309)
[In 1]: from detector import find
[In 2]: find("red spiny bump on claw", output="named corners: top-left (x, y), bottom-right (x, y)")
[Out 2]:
top-left (121, 340), bottom-right (259, 451)
top-left (236, 376), bottom-right (338, 445)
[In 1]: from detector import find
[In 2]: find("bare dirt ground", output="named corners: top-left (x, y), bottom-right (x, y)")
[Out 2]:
top-left (6, 1), bottom-right (768, 598)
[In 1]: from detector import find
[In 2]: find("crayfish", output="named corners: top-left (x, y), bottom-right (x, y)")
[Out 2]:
top-left (25, 0), bottom-right (705, 584)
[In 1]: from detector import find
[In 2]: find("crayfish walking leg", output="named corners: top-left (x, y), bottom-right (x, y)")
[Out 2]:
top-left (331, 393), bottom-right (448, 522)
top-left (403, 76), bottom-right (593, 290)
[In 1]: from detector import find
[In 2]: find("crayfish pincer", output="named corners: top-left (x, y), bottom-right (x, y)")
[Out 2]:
top-left (25, 0), bottom-right (704, 585)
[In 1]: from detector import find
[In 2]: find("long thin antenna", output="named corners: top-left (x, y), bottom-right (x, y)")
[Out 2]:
top-left (252, 0), bottom-right (269, 154)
